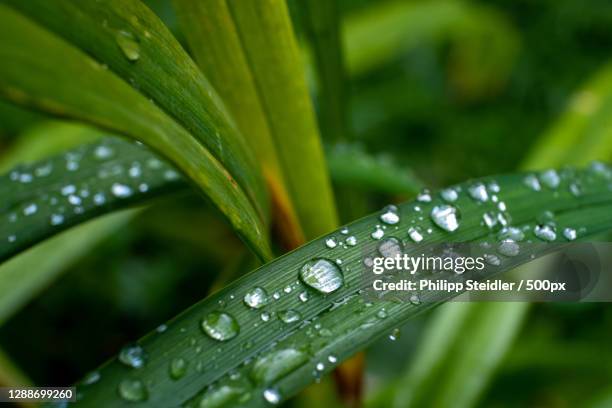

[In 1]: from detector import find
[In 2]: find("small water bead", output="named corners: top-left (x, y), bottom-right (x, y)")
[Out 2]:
top-left (119, 344), bottom-right (147, 369)
top-left (377, 308), bottom-right (388, 319)
top-left (68, 195), bottom-right (82, 205)
top-left (488, 181), bottom-right (501, 193)
top-left (345, 236), bottom-right (357, 246)
top-left (378, 237), bottom-right (403, 258)
top-left (539, 169), bottom-right (561, 189)
top-left (35, 163), bottom-right (53, 177)
top-left (50, 214), bottom-right (64, 226)
top-left (430, 205), bottom-right (460, 232)
top-left (7, 235), bottom-right (16, 243)
top-left (482, 212), bottom-right (498, 229)
top-left (300, 258), bottom-right (343, 294)
top-left (93, 193), bottom-right (106, 206)
top-left (279, 310), bottom-right (301, 324)
top-left (298, 291), bottom-right (309, 302)
top-left (440, 188), bottom-right (458, 202)
top-left (82, 371), bottom-right (101, 385)
top-left (371, 226), bottom-right (385, 240)
top-left (283, 285), bottom-right (292, 294)
top-left (260, 312), bottom-right (271, 322)
top-left (589, 161), bottom-right (611, 178)
top-left (389, 328), bottom-right (401, 341)
top-left (498, 201), bottom-right (507, 212)
top-left (128, 164), bottom-right (142, 178)
top-left (94, 145), bottom-right (114, 160)
top-left (563, 227), bottom-right (577, 241)
top-left (534, 224), bottom-right (557, 241)
top-left (116, 30), bottom-right (140, 61)
top-left (569, 182), bottom-right (582, 197)
top-left (118, 378), bottom-right (148, 402)
top-left (318, 328), bottom-right (332, 337)
top-left (272, 292), bottom-right (281, 300)
top-left (243, 287), bottom-right (269, 309)
top-left (164, 169), bottom-right (180, 181)
top-left (169, 357), bottom-right (188, 380)
top-left (325, 237), bottom-right (338, 249)
top-left (263, 388), bottom-right (281, 405)
top-left (328, 355), bottom-right (338, 364)
top-left (484, 254), bottom-right (502, 266)
top-left (497, 227), bottom-right (524, 242)
top-left (408, 226), bottom-right (424, 243)
top-left (498, 240), bottom-right (520, 257)
top-left (410, 294), bottom-right (421, 305)
top-left (417, 190), bottom-right (432, 202)
top-left (156, 324), bottom-right (167, 333)
top-left (468, 183), bottom-right (488, 202)
top-left (380, 205), bottom-right (400, 225)
top-left (315, 362), bottom-right (325, 371)
top-left (523, 174), bottom-right (542, 191)
top-left (201, 312), bottom-right (240, 341)
top-left (111, 183), bottom-right (132, 198)
top-left (19, 173), bottom-right (32, 183)
top-left (23, 203), bottom-right (37, 216)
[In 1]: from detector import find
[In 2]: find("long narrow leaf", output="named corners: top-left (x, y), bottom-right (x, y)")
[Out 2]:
top-left (172, 0), bottom-right (304, 248)
top-left (0, 5), bottom-right (272, 260)
top-left (3, 0), bottom-right (268, 222)
top-left (227, 0), bottom-right (338, 239)
top-left (69, 165), bottom-right (612, 407)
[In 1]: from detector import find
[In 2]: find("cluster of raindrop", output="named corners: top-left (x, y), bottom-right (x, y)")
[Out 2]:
top-left (1, 139), bottom-right (181, 249)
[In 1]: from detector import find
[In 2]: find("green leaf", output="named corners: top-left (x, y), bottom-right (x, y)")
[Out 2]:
top-left (299, 0), bottom-right (350, 142)
top-left (68, 166), bottom-right (612, 407)
top-left (327, 144), bottom-right (423, 195)
top-left (172, 0), bottom-right (304, 247)
top-left (0, 137), bottom-right (183, 264)
top-left (226, 0), bottom-right (338, 239)
top-left (0, 4), bottom-right (272, 260)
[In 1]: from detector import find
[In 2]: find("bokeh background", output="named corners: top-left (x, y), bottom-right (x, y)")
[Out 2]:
top-left (1, 0), bottom-right (612, 406)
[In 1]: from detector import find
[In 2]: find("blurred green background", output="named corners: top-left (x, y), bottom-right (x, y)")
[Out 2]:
top-left (1, 0), bottom-right (612, 406)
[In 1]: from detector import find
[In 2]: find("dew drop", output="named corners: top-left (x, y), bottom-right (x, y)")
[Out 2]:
top-left (377, 308), bottom-right (388, 319)
top-left (497, 240), bottom-right (520, 257)
top-left (563, 227), bottom-right (577, 241)
top-left (371, 226), bottom-right (385, 240)
top-left (298, 291), bottom-right (309, 302)
top-left (378, 237), bottom-right (403, 258)
top-left (523, 174), bottom-right (541, 191)
top-left (430, 205), bottom-right (460, 232)
top-left (243, 287), bottom-right (268, 309)
top-left (201, 312), bottom-right (239, 341)
top-left (539, 169), bottom-right (560, 189)
top-left (345, 236), bottom-right (357, 246)
top-left (169, 357), bottom-right (187, 380)
top-left (328, 355), bottom-right (338, 364)
top-left (111, 183), bottom-right (132, 198)
top-left (484, 254), bottom-right (501, 266)
top-left (380, 205), bottom-right (400, 225)
top-left (497, 227), bottom-right (525, 242)
top-left (94, 145), bottom-right (114, 160)
top-left (440, 188), bottom-right (458, 202)
top-left (534, 224), bottom-right (557, 241)
top-left (118, 378), bottom-right (148, 402)
top-left (389, 328), bottom-right (401, 341)
top-left (82, 371), bottom-right (101, 385)
top-left (407, 226), bottom-right (424, 243)
top-left (299, 258), bottom-right (343, 294)
top-left (23, 203), bottom-right (37, 216)
top-left (417, 190), bottom-right (432, 202)
top-left (482, 212), bottom-right (498, 229)
top-left (260, 312), bottom-right (271, 322)
top-left (115, 30), bottom-right (140, 61)
top-left (468, 183), bottom-right (488, 202)
top-left (325, 237), bottom-right (338, 249)
top-left (118, 344), bottom-right (147, 369)
top-left (93, 192), bottom-right (106, 206)
top-left (50, 214), bottom-right (64, 226)
top-left (278, 310), bottom-right (301, 324)
top-left (315, 362), bottom-right (325, 371)
top-left (263, 388), bottom-right (281, 405)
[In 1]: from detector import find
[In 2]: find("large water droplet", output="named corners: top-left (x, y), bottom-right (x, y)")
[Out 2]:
top-left (115, 30), bottom-right (140, 61)
top-left (201, 312), bottom-right (239, 341)
top-left (118, 378), bottom-right (148, 402)
top-left (468, 183), bottom-right (488, 202)
top-left (251, 348), bottom-right (308, 384)
top-left (430, 205), bottom-right (460, 232)
top-left (118, 344), bottom-right (147, 368)
top-left (263, 388), bottom-right (281, 405)
top-left (378, 237), bottom-right (403, 258)
top-left (563, 227), bottom-right (577, 241)
top-left (380, 205), bottom-right (400, 225)
top-left (243, 287), bottom-right (268, 309)
top-left (371, 226), bottom-right (384, 240)
top-left (299, 258), bottom-right (343, 294)
top-left (440, 188), bottom-right (458, 202)
top-left (539, 169), bottom-right (560, 189)
top-left (345, 236), bottom-right (357, 246)
top-left (278, 310), bottom-right (301, 324)
top-left (534, 224), bottom-right (557, 241)
top-left (169, 357), bottom-right (187, 380)
top-left (325, 237), bottom-right (338, 249)
top-left (408, 226), bottom-right (424, 243)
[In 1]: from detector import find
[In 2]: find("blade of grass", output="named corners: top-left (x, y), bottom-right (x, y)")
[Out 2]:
top-left (299, 0), bottom-right (349, 142)
top-left (226, 0), bottom-right (338, 239)
top-left (3, 0), bottom-right (269, 224)
top-left (172, 0), bottom-right (304, 249)
top-left (0, 5), bottom-right (271, 260)
top-left (0, 347), bottom-right (34, 408)
top-left (68, 165), bottom-right (612, 407)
